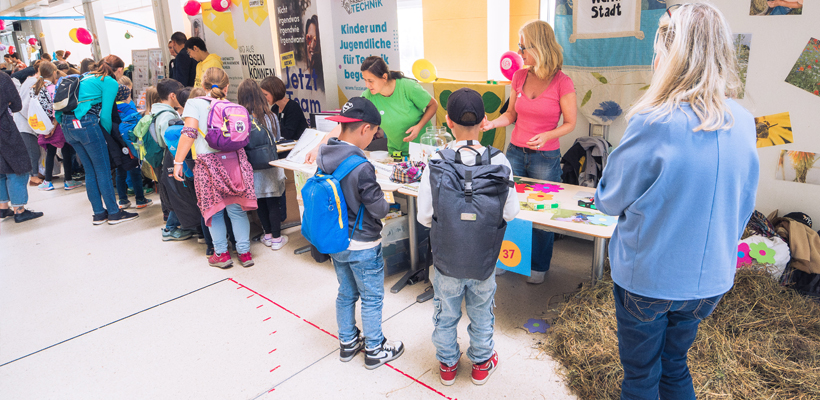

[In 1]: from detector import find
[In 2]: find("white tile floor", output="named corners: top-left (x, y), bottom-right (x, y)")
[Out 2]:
top-left (0, 182), bottom-right (592, 399)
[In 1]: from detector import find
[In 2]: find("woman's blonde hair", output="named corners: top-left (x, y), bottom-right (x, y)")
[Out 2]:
top-left (118, 75), bottom-right (132, 87)
top-left (144, 87), bottom-right (160, 115)
top-left (519, 20), bottom-right (563, 81)
top-left (203, 67), bottom-right (229, 99)
top-left (627, 3), bottom-right (741, 132)
top-left (189, 87), bottom-right (207, 98)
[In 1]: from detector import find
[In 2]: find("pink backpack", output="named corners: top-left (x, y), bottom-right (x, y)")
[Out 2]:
top-left (199, 97), bottom-right (251, 152)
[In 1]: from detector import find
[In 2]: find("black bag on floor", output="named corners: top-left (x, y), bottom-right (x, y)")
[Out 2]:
top-left (160, 150), bottom-right (202, 231)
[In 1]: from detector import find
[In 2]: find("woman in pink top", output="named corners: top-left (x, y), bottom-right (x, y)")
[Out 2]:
top-left (482, 20), bottom-right (577, 284)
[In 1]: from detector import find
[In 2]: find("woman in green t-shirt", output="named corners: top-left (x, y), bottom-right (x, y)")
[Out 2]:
top-left (360, 56), bottom-right (437, 156)
top-left (304, 56), bottom-right (437, 163)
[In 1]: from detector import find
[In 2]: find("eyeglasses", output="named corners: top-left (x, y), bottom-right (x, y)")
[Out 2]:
top-left (665, 3), bottom-right (684, 18)
top-left (518, 43), bottom-right (530, 52)
top-left (306, 34), bottom-right (317, 47)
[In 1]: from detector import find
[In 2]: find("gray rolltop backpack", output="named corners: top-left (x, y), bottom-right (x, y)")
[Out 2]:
top-left (428, 144), bottom-right (514, 281)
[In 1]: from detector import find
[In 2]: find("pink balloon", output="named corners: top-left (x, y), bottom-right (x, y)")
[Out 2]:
top-left (28, 38), bottom-right (37, 46)
top-left (183, 1), bottom-right (201, 16)
top-left (8, 46), bottom-right (14, 54)
top-left (500, 51), bottom-right (524, 81)
top-left (211, 0), bottom-right (230, 12)
top-left (0, 20), bottom-right (5, 31)
top-left (76, 28), bottom-right (93, 45)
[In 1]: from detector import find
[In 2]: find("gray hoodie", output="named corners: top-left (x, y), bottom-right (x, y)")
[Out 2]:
top-left (317, 138), bottom-right (389, 242)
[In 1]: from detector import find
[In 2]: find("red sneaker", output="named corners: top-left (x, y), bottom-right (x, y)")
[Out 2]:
top-left (238, 252), bottom-right (254, 267)
top-left (439, 360), bottom-right (458, 386)
top-left (208, 252), bottom-right (233, 269)
top-left (471, 351), bottom-right (498, 385)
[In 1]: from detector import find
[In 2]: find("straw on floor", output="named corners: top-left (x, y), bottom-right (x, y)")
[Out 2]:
top-left (544, 268), bottom-right (820, 399)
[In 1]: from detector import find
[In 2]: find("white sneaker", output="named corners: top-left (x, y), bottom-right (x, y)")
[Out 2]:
top-left (527, 271), bottom-right (546, 284)
top-left (495, 268), bottom-right (507, 276)
top-left (261, 235), bottom-right (273, 247)
top-left (270, 235), bottom-right (289, 250)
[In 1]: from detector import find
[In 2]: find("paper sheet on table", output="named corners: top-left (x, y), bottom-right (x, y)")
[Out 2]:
top-left (314, 116), bottom-right (339, 133)
top-left (573, 191), bottom-right (595, 200)
top-left (409, 142), bottom-right (439, 163)
top-left (285, 129), bottom-right (325, 164)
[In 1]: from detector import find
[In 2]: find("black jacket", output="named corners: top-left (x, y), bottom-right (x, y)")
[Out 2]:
top-left (317, 138), bottom-right (389, 242)
top-left (0, 72), bottom-right (31, 175)
top-left (272, 99), bottom-right (307, 141)
top-left (173, 49), bottom-right (198, 87)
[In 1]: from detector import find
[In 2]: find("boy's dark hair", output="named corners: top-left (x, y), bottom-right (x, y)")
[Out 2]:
top-left (340, 121), bottom-right (368, 133)
top-left (171, 31), bottom-right (187, 45)
top-left (185, 37), bottom-right (207, 52)
top-left (457, 112), bottom-right (477, 126)
top-left (175, 87), bottom-right (192, 107)
top-left (157, 78), bottom-right (184, 100)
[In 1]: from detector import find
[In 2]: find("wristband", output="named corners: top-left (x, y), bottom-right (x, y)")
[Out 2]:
top-left (173, 161), bottom-right (184, 165)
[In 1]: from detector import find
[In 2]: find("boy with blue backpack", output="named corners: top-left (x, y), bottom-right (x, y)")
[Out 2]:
top-left (311, 97), bottom-right (404, 370)
top-left (114, 81), bottom-right (152, 210)
top-left (417, 88), bottom-right (519, 386)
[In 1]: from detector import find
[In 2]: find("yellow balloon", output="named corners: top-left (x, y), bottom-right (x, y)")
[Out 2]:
top-left (412, 59), bottom-right (437, 83)
top-left (69, 28), bottom-right (79, 43)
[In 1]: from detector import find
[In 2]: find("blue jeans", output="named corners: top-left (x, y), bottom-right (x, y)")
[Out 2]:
top-left (506, 144), bottom-right (562, 272)
top-left (116, 165), bottom-right (145, 202)
top-left (332, 244), bottom-right (385, 348)
top-left (208, 203), bottom-right (250, 254)
top-left (0, 173), bottom-right (30, 207)
top-left (61, 113), bottom-right (119, 216)
top-left (432, 268), bottom-right (496, 366)
top-left (166, 211), bottom-right (180, 231)
top-left (613, 284), bottom-right (723, 400)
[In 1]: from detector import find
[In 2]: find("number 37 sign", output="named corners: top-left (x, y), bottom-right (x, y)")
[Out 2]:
top-left (496, 218), bottom-right (532, 276)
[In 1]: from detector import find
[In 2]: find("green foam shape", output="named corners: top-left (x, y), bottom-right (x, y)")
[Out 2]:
top-left (482, 91), bottom-right (502, 113)
top-left (439, 90), bottom-right (453, 110)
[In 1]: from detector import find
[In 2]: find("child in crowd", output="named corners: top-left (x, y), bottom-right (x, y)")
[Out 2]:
top-left (417, 88), bottom-right (520, 386)
top-left (151, 79), bottom-right (188, 241)
top-left (317, 97), bottom-right (404, 370)
top-left (33, 61), bottom-right (83, 191)
top-left (172, 68), bottom-right (256, 268)
top-left (115, 78), bottom-right (152, 210)
top-left (236, 79), bottom-right (288, 250)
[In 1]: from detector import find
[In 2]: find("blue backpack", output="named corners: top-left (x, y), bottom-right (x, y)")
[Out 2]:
top-left (301, 155), bottom-right (368, 254)
top-left (163, 119), bottom-right (193, 178)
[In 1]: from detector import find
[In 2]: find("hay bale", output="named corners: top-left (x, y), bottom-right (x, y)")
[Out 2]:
top-left (544, 269), bottom-right (820, 399)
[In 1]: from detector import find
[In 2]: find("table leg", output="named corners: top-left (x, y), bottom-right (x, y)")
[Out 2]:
top-left (390, 194), bottom-right (425, 294)
top-left (592, 237), bottom-right (606, 284)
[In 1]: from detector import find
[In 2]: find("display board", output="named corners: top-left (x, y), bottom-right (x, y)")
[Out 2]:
top-left (433, 80), bottom-right (507, 150)
top-left (331, 0), bottom-right (401, 104)
top-left (201, 1), bottom-right (244, 101)
top-left (230, 0), bottom-right (278, 81)
top-left (131, 49), bottom-right (150, 98)
top-left (272, 0), bottom-right (327, 124)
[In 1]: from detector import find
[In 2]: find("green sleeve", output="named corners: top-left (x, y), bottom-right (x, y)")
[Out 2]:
top-left (99, 77), bottom-right (118, 132)
top-left (403, 79), bottom-right (432, 112)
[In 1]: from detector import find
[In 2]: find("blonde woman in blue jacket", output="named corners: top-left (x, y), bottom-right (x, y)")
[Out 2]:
top-left (595, 4), bottom-right (759, 399)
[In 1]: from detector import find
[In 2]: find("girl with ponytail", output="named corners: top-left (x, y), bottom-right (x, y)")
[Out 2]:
top-left (34, 61), bottom-right (82, 191)
top-left (56, 54), bottom-right (139, 225)
top-left (172, 67), bottom-right (257, 269)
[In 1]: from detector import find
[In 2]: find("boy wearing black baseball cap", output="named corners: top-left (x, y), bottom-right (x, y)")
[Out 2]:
top-left (317, 97), bottom-right (405, 370)
top-left (417, 88), bottom-right (520, 386)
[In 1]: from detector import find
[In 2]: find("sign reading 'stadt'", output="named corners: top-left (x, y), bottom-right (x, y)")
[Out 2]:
top-left (570, 0), bottom-right (644, 43)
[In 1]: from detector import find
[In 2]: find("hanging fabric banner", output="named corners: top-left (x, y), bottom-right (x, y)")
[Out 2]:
top-left (331, 0), bottom-right (401, 105)
top-left (554, 0), bottom-right (665, 126)
top-left (433, 80), bottom-right (506, 150)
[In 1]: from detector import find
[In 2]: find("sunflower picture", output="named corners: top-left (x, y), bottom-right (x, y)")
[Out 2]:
top-left (754, 112), bottom-right (793, 148)
top-left (776, 150), bottom-right (820, 185)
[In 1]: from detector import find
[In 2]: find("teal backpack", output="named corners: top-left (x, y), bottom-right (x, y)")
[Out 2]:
top-left (300, 155), bottom-right (368, 254)
top-left (130, 110), bottom-right (174, 170)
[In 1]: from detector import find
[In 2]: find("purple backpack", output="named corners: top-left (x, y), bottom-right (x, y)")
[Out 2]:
top-left (200, 97), bottom-right (251, 152)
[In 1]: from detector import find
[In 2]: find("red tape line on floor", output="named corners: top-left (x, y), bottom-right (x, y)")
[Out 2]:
top-left (229, 278), bottom-right (455, 400)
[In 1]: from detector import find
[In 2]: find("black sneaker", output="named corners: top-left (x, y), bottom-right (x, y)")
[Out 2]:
top-left (14, 209), bottom-right (44, 223)
top-left (108, 210), bottom-right (139, 225)
top-left (339, 328), bottom-right (364, 362)
top-left (364, 338), bottom-right (404, 370)
top-left (93, 211), bottom-right (108, 225)
top-left (0, 209), bottom-right (13, 219)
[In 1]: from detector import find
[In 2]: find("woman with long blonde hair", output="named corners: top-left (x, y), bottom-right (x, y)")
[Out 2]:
top-left (172, 67), bottom-right (257, 269)
top-left (594, 4), bottom-right (759, 398)
top-left (482, 20), bottom-right (577, 283)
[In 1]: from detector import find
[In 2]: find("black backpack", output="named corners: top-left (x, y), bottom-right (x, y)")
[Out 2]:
top-left (53, 74), bottom-right (82, 112)
top-left (244, 116), bottom-right (278, 170)
top-left (428, 144), bottom-right (513, 281)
